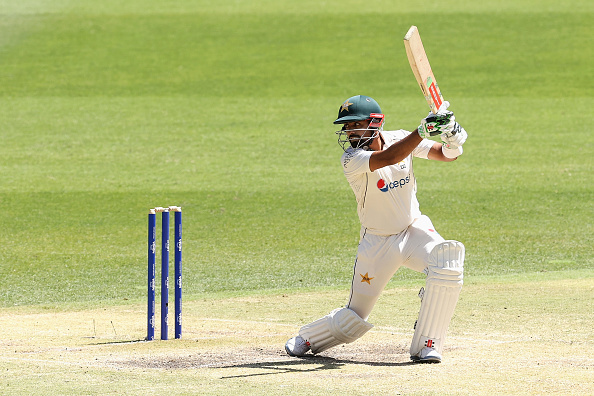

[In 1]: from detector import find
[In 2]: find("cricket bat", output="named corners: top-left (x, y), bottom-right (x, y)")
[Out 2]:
top-left (403, 26), bottom-right (444, 114)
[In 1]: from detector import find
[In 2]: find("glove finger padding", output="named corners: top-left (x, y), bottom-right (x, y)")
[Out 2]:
top-left (441, 124), bottom-right (468, 149)
top-left (418, 111), bottom-right (455, 138)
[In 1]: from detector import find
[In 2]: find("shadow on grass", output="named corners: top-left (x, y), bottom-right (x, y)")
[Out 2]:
top-left (85, 338), bottom-right (148, 345)
top-left (220, 355), bottom-right (416, 379)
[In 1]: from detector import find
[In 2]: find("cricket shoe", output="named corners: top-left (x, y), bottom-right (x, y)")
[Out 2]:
top-left (285, 335), bottom-right (311, 357)
top-left (410, 347), bottom-right (442, 363)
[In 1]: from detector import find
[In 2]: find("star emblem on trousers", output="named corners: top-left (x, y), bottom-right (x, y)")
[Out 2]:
top-left (360, 272), bottom-right (374, 285)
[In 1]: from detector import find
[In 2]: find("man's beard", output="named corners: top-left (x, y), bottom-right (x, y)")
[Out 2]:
top-left (350, 135), bottom-right (374, 150)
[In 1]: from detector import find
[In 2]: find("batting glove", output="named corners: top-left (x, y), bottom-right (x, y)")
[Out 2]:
top-left (441, 123), bottom-right (468, 149)
top-left (418, 111), bottom-right (455, 138)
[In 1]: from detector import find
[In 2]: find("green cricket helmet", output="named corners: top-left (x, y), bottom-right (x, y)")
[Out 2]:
top-left (334, 95), bottom-right (385, 151)
top-left (334, 95), bottom-right (382, 124)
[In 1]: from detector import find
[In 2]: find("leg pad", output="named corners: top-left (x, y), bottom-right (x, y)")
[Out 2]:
top-left (410, 240), bottom-right (464, 357)
top-left (299, 307), bottom-right (373, 354)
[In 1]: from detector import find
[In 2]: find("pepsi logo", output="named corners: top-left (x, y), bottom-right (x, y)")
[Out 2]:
top-left (377, 175), bottom-right (411, 192)
top-left (377, 179), bottom-right (389, 192)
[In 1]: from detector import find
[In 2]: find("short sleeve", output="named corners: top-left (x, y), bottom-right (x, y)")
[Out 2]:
top-left (341, 149), bottom-right (372, 176)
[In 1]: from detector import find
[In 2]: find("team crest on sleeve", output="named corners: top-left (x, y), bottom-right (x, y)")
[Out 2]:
top-left (343, 151), bottom-right (355, 167)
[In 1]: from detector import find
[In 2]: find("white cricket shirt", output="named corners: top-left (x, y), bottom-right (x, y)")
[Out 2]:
top-left (341, 130), bottom-right (434, 236)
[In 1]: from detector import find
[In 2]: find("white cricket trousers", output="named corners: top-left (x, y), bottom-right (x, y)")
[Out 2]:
top-left (346, 215), bottom-right (445, 321)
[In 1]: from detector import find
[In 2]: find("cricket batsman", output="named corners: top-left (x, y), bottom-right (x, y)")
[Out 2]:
top-left (285, 95), bottom-right (468, 363)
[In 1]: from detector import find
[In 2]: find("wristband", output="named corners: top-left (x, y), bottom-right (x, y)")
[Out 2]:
top-left (442, 145), bottom-right (463, 159)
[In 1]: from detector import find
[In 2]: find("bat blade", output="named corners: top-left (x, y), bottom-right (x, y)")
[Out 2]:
top-left (404, 26), bottom-right (444, 114)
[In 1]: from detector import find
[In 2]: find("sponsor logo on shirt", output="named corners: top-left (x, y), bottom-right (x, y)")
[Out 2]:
top-left (377, 175), bottom-right (411, 192)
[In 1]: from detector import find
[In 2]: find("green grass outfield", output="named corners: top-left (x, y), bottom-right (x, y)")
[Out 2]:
top-left (0, 0), bottom-right (592, 394)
